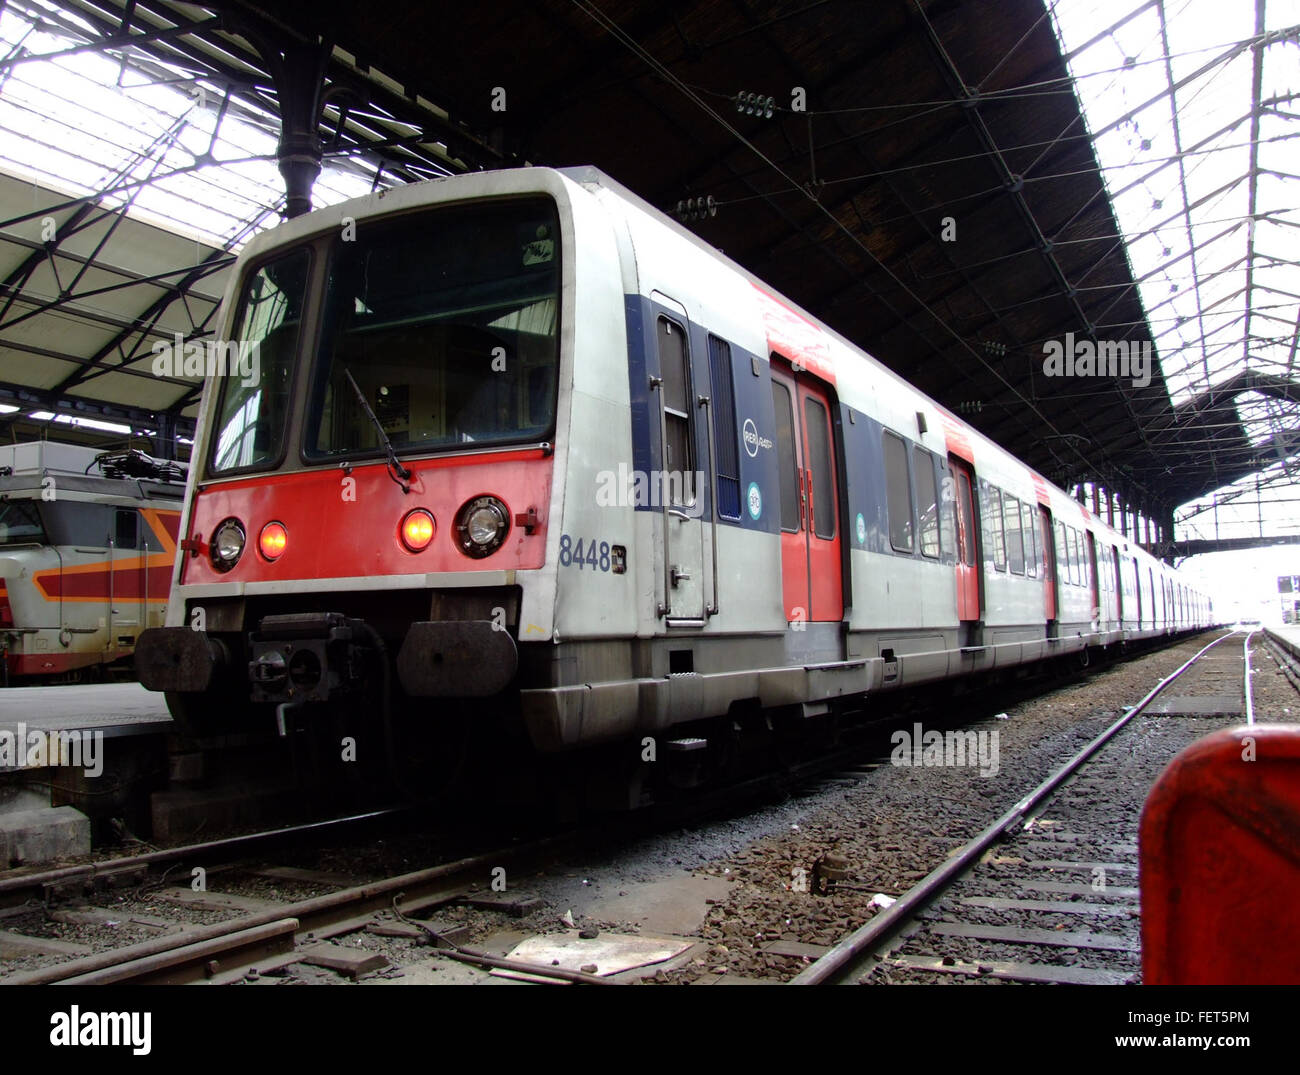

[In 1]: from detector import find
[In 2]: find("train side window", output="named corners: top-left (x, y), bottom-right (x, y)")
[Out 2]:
top-left (912, 446), bottom-right (939, 558)
top-left (0, 500), bottom-right (45, 545)
top-left (1055, 521), bottom-right (1070, 585)
top-left (883, 432), bottom-right (914, 553)
top-left (707, 335), bottom-right (741, 521)
top-left (658, 317), bottom-right (695, 505)
top-left (115, 509), bottom-right (138, 550)
top-left (983, 483), bottom-right (1006, 571)
top-left (1021, 501), bottom-right (1037, 578)
top-left (772, 381), bottom-right (800, 533)
top-left (956, 470), bottom-right (975, 566)
top-left (1006, 494), bottom-right (1025, 575)
top-left (804, 397), bottom-right (835, 539)
top-left (938, 462), bottom-right (956, 560)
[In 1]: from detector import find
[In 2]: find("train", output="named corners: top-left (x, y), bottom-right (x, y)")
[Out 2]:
top-left (0, 442), bottom-right (185, 684)
top-left (135, 166), bottom-right (1212, 796)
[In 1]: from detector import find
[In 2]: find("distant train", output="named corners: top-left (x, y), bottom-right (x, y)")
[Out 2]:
top-left (0, 442), bottom-right (184, 684)
top-left (136, 167), bottom-right (1211, 792)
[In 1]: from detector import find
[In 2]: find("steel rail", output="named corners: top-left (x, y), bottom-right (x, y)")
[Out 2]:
top-left (0, 806), bottom-right (407, 903)
top-left (1264, 634), bottom-right (1300, 693)
top-left (790, 630), bottom-right (1238, 985)
top-left (1243, 627), bottom-right (1258, 725)
top-left (7, 834), bottom-right (573, 985)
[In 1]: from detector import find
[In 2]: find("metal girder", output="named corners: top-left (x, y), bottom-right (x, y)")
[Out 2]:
top-left (0, 379), bottom-right (196, 435)
top-left (1166, 534), bottom-right (1300, 557)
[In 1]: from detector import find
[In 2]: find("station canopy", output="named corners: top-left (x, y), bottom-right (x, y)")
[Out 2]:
top-left (0, 0), bottom-right (1295, 549)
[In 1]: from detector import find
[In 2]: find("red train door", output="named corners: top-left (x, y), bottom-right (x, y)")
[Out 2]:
top-left (949, 457), bottom-right (980, 621)
top-left (1039, 504), bottom-right (1057, 622)
top-left (1133, 560), bottom-right (1143, 626)
top-left (1113, 548), bottom-right (1124, 622)
top-left (1085, 531), bottom-right (1101, 625)
top-left (771, 361), bottom-right (842, 623)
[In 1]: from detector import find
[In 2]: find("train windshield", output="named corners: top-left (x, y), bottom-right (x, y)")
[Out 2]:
top-left (306, 198), bottom-right (560, 459)
top-left (0, 499), bottom-right (45, 545)
top-left (210, 249), bottom-right (312, 474)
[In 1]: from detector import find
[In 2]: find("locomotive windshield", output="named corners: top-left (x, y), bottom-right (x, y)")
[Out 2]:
top-left (210, 249), bottom-right (311, 473)
top-left (306, 198), bottom-right (560, 459)
top-left (0, 499), bottom-right (45, 545)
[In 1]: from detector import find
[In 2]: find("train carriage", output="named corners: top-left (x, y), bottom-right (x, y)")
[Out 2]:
top-left (135, 166), bottom-right (1210, 783)
top-left (0, 442), bottom-right (184, 684)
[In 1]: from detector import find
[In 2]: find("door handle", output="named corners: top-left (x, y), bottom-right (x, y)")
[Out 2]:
top-left (805, 468), bottom-right (813, 530)
top-left (797, 470), bottom-right (807, 530)
top-left (671, 565), bottom-right (691, 587)
top-left (667, 508), bottom-right (692, 521)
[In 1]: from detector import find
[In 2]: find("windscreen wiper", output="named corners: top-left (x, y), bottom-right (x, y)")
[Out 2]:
top-left (342, 366), bottom-right (411, 494)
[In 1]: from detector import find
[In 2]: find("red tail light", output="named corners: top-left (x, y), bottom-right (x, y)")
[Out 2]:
top-left (400, 510), bottom-right (435, 552)
top-left (0, 588), bottom-right (13, 628)
top-left (259, 521), bottom-right (288, 561)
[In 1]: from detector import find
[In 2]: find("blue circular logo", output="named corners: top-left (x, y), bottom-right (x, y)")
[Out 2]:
top-left (747, 482), bottom-right (762, 520)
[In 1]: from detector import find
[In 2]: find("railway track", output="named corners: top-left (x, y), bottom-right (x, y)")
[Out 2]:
top-left (0, 829), bottom-right (591, 985)
top-left (1263, 632), bottom-right (1300, 694)
top-left (0, 634), bottom-right (1222, 986)
top-left (791, 629), bottom-right (1255, 986)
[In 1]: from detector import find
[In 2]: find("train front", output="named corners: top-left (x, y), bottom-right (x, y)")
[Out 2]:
top-left (137, 174), bottom-right (569, 771)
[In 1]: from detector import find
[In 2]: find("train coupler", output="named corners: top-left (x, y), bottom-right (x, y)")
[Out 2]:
top-left (248, 612), bottom-right (370, 704)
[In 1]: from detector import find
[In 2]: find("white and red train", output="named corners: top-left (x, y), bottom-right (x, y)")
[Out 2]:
top-left (1, 442), bottom-right (184, 684)
top-left (136, 166), bottom-right (1211, 772)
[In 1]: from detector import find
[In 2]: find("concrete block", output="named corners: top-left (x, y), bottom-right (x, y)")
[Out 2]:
top-left (0, 805), bottom-right (91, 866)
top-left (0, 778), bottom-right (51, 814)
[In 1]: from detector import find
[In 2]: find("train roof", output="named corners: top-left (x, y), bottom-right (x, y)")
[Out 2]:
top-left (0, 442), bottom-right (185, 505)
top-left (220, 167), bottom-right (1199, 595)
top-left (0, 442), bottom-right (185, 482)
top-left (560, 169), bottom-right (1184, 575)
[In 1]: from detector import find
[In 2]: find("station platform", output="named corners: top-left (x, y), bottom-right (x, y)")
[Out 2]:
top-left (1266, 625), bottom-right (1300, 659)
top-left (0, 683), bottom-right (172, 750)
top-left (0, 684), bottom-right (172, 865)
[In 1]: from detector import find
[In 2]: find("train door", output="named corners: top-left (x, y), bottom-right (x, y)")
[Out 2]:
top-left (1111, 546), bottom-right (1123, 624)
top-left (1085, 531), bottom-right (1100, 627)
top-left (1039, 504), bottom-right (1057, 626)
top-left (1133, 560), bottom-right (1143, 626)
top-left (653, 308), bottom-right (708, 626)
top-left (950, 457), bottom-right (981, 622)
top-left (770, 359), bottom-right (842, 622)
top-left (112, 507), bottom-right (142, 652)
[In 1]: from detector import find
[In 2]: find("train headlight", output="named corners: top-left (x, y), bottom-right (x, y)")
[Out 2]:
top-left (259, 521), bottom-right (288, 561)
top-left (211, 518), bottom-right (246, 571)
top-left (400, 509), bottom-right (436, 552)
top-left (455, 496), bottom-right (509, 558)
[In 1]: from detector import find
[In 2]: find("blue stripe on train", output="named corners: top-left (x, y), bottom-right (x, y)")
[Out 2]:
top-left (623, 293), bottom-right (778, 534)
